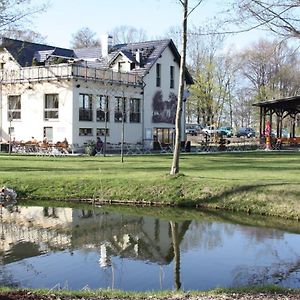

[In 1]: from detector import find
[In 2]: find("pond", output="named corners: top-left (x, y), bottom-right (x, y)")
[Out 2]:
top-left (0, 203), bottom-right (299, 291)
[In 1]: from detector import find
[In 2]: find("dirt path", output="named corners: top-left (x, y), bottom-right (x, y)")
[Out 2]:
top-left (1, 290), bottom-right (300, 300)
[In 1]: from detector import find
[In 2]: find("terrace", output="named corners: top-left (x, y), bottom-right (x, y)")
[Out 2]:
top-left (0, 64), bottom-right (144, 87)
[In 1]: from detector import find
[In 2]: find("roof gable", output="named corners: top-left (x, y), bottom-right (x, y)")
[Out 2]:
top-left (0, 37), bottom-right (193, 84)
top-left (0, 37), bottom-right (75, 67)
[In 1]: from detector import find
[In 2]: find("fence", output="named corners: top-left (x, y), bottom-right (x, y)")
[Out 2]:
top-left (0, 64), bottom-right (143, 87)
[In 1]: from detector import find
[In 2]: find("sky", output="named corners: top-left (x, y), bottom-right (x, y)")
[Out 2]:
top-left (30, 0), bottom-right (266, 50)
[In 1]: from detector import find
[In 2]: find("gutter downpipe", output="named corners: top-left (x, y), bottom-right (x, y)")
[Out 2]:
top-left (141, 78), bottom-right (146, 149)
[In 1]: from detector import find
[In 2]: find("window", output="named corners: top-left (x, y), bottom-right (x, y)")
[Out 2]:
top-left (79, 94), bottom-right (93, 121)
top-left (156, 63), bottom-right (161, 87)
top-left (44, 94), bottom-right (59, 119)
top-left (170, 66), bottom-right (174, 89)
top-left (79, 128), bottom-right (93, 136)
top-left (8, 127), bottom-right (14, 137)
top-left (114, 97), bottom-right (126, 122)
top-left (96, 95), bottom-right (109, 122)
top-left (130, 62), bottom-right (135, 70)
top-left (8, 95), bottom-right (21, 120)
top-left (129, 98), bottom-right (141, 123)
top-left (43, 127), bottom-right (53, 142)
top-left (97, 128), bottom-right (109, 136)
top-left (153, 128), bottom-right (174, 144)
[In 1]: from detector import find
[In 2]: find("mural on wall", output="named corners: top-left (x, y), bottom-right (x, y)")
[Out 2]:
top-left (152, 91), bottom-right (177, 124)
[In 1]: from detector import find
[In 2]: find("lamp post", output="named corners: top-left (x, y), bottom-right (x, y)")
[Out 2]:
top-left (8, 116), bottom-right (12, 155)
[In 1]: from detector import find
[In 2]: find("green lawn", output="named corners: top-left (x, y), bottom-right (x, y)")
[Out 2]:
top-left (0, 151), bottom-right (299, 219)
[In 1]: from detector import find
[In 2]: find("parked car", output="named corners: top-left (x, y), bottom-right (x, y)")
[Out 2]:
top-left (186, 123), bottom-right (203, 134)
top-left (202, 125), bottom-right (219, 136)
top-left (236, 127), bottom-right (256, 138)
top-left (218, 126), bottom-right (233, 137)
top-left (185, 125), bottom-right (197, 136)
top-left (271, 128), bottom-right (289, 138)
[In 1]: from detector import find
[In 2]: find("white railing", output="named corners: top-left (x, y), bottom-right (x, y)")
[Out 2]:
top-left (0, 64), bottom-right (143, 86)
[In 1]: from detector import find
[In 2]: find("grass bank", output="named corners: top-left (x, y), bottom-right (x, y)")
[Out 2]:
top-left (0, 151), bottom-right (300, 220)
top-left (0, 285), bottom-right (300, 299)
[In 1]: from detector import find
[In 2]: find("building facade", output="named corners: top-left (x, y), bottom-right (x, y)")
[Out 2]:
top-left (0, 36), bottom-right (193, 148)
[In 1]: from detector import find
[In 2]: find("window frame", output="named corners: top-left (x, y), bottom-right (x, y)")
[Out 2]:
top-left (114, 96), bottom-right (126, 123)
top-left (43, 127), bottom-right (53, 142)
top-left (129, 98), bottom-right (141, 123)
top-left (7, 95), bottom-right (21, 120)
top-left (79, 128), bottom-right (93, 136)
top-left (153, 127), bottom-right (174, 144)
top-left (156, 63), bottom-right (161, 87)
top-left (44, 94), bottom-right (59, 120)
top-left (170, 65), bottom-right (175, 89)
top-left (96, 95), bottom-right (109, 122)
top-left (96, 128), bottom-right (109, 136)
top-left (79, 93), bottom-right (93, 121)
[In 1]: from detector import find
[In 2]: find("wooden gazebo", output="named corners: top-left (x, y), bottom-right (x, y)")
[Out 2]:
top-left (253, 96), bottom-right (300, 138)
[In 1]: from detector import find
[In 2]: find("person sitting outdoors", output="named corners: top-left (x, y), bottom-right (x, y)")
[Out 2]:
top-left (95, 137), bottom-right (103, 154)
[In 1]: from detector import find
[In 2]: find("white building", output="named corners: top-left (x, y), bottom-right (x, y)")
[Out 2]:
top-left (0, 36), bottom-right (193, 149)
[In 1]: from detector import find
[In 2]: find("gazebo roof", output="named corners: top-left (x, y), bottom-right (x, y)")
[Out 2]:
top-left (253, 96), bottom-right (300, 112)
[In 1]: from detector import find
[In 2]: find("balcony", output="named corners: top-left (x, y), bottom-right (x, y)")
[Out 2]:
top-left (0, 64), bottom-right (143, 87)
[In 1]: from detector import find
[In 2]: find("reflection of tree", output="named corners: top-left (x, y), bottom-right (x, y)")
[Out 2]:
top-left (80, 209), bottom-right (93, 218)
top-left (170, 221), bottom-right (181, 290)
top-left (0, 266), bottom-right (19, 287)
top-left (232, 259), bottom-right (300, 287)
top-left (43, 207), bottom-right (58, 218)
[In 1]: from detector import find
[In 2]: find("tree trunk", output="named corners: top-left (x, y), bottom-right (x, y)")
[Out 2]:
top-left (170, 0), bottom-right (188, 175)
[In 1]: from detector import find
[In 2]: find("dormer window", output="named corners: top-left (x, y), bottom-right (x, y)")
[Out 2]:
top-left (0, 62), bottom-right (5, 70)
top-left (118, 61), bottom-right (125, 72)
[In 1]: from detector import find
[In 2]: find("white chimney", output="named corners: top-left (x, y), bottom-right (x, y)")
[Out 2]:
top-left (135, 49), bottom-right (141, 67)
top-left (101, 34), bottom-right (113, 57)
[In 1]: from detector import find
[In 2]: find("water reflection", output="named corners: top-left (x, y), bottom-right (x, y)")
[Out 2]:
top-left (0, 204), bottom-right (299, 291)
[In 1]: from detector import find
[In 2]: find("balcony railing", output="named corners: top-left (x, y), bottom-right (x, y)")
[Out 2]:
top-left (0, 64), bottom-right (143, 87)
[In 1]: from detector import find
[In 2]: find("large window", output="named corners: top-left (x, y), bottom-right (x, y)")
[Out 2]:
top-left (96, 95), bottom-right (109, 122)
top-left (170, 66), bottom-right (175, 89)
top-left (129, 98), bottom-right (141, 123)
top-left (114, 97), bottom-right (126, 122)
top-left (153, 128), bottom-right (174, 144)
top-left (8, 95), bottom-right (21, 120)
top-left (156, 63), bottom-right (161, 87)
top-left (44, 94), bottom-right (59, 119)
top-left (79, 94), bottom-right (93, 121)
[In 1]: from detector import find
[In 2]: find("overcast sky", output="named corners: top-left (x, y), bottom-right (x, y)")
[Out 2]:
top-left (31, 0), bottom-right (266, 49)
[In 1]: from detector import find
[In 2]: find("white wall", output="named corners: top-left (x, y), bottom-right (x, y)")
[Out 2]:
top-left (72, 79), bottom-right (143, 145)
top-left (143, 46), bottom-right (185, 143)
top-left (1, 81), bottom-right (73, 143)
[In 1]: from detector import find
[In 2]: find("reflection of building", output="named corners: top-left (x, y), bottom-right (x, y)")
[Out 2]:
top-left (0, 206), bottom-right (73, 263)
top-left (0, 205), bottom-right (190, 268)
top-left (71, 210), bottom-right (190, 268)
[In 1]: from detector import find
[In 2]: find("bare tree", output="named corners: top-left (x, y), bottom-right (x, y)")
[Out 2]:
top-left (111, 25), bottom-right (147, 44)
top-left (0, 0), bottom-right (47, 32)
top-left (237, 38), bottom-right (300, 100)
top-left (231, 0), bottom-right (300, 39)
top-left (170, 0), bottom-right (188, 175)
top-left (170, 0), bottom-right (203, 175)
top-left (3, 28), bottom-right (46, 43)
top-left (70, 27), bottom-right (100, 49)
